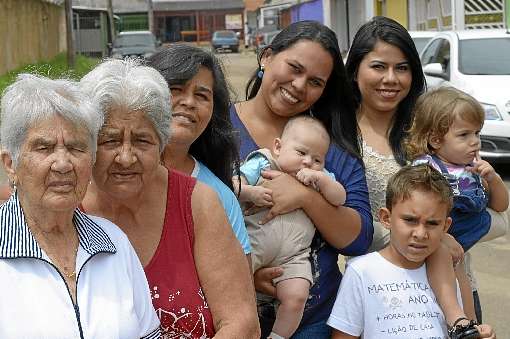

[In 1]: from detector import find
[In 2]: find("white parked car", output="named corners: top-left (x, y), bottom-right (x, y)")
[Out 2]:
top-left (409, 30), bottom-right (437, 53)
top-left (420, 30), bottom-right (510, 163)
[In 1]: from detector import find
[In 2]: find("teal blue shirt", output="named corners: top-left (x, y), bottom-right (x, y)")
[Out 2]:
top-left (193, 160), bottom-right (251, 254)
top-left (240, 152), bottom-right (335, 185)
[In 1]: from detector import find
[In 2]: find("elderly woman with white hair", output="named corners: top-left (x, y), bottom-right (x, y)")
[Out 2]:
top-left (79, 59), bottom-right (259, 339)
top-left (0, 74), bottom-right (160, 338)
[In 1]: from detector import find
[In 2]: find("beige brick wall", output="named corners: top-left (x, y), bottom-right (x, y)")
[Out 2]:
top-left (0, 0), bottom-right (66, 75)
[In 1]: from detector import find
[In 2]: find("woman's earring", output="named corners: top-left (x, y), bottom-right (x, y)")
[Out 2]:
top-left (257, 64), bottom-right (265, 79)
top-left (9, 178), bottom-right (16, 191)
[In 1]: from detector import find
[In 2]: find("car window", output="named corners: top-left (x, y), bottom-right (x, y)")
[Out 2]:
top-left (459, 38), bottom-right (510, 75)
top-left (435, 39), bottom-right (451, 78)
top-left (420, 39), bottom-right (442, 65)
top-left (114, 34), bottom-right (155, 48)
top-left (412, 37), bottom-right (432, 53)
top-left (214, 31), bottom-right (236, 38)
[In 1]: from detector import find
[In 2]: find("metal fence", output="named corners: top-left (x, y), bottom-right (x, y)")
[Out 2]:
top-left (411, 0), bottom-right (505, 31)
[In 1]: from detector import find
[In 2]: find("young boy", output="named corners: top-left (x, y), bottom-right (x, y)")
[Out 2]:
top-left (233, 115), bottom-right (346, 339)
top-left (327, 164), bottom-right (496, 339)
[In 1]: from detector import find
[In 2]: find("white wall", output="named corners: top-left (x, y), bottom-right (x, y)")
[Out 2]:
top-left (328, 0), bottom-right (371, 53)
top-left (328, 0), bottom-right (348, 52)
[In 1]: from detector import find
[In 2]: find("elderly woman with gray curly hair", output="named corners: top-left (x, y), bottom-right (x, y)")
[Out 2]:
top-left (0, 74), bottom-right (160, 338)
top-left (79, 58), bottom-right (259, 339)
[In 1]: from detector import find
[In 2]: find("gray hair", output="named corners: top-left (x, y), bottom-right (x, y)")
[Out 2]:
top-left (80, 58), bottom-right (171, 152)
top-left (0, 73), bottom-right (103, 167)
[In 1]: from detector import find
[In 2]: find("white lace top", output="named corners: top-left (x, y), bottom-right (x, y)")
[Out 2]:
top-left (362, 142), bottom-right (402, 221)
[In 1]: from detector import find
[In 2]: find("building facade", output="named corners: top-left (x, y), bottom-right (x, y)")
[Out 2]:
top-left (152, 0), bottom-right (244, 43)
top-left (325, 0), bottom-right (408, 53)
top-left (274, 0), bottom-right (408, 53)
top-left (73, 0), bottom-right (149, 31)
top-left (244, 0), bottom-right (264, 46)
top-left (284, 0), bottom-right (324, 24)
top-left (73, 0), bottom-right (247, 43)
top-left (408, 0), bottom-right (507, 31)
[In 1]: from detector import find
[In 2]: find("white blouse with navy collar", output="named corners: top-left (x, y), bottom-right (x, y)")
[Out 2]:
top-left (0, 193), bottom-right (160, 339)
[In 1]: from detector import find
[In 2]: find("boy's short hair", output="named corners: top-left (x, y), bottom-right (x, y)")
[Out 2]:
top-left (386, 164), bottom-right (453, 213)
top-left (281, 115), bottom-right (330, 144)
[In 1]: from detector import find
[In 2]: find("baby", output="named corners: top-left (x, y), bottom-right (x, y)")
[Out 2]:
top-left (234, 115), bottom-right (345, 339)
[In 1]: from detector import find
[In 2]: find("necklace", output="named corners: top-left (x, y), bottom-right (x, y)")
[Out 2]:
top-left (62, 268), bottom-right (76, 279)
top-left (28, 223), bottom-right (79, 280)
top-left (47, 241), bottom-right (79, 281)
top-left (54, 245), bottom-right (78, 280)
top-left (60, 244), bottom-right (79, 280)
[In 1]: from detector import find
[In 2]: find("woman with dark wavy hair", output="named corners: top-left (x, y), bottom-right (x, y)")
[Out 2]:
top-left (147, 44), bottom-right (252, 258)
top-left (232, 20), bottom-right (373, 338)
top-left (345, 15), bottom-right (426, 252)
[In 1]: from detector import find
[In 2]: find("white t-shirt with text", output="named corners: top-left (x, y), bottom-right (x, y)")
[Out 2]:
top-left (328, 252), bottom-right (461, 339)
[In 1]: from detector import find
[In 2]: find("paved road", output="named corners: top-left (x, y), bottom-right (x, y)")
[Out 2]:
top-left (1, 49), bottom-right (508, 335)
top-left (216, 49), bottom-right (259, 103)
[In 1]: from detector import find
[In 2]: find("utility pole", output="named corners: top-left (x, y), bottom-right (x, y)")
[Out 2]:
top-left (437, 0), bottom-right (444, 30)
top-left (506, 0), bottom-right (510, 33)
top-left (64, 0), bottom-right (75, 68)
top-left (148, 0), bottom-right (154, 33)
top-left (107, 0), bottom-right (115, 42)
top-left (451, 0), bottom-right (455, 30)
top-left (453, 0), bottom-right (465, 30)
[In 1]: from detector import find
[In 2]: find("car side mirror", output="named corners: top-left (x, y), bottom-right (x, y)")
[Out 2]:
top-left (423, 63), bottom-right (446, 79)
top-left (156, 39), bottom-right (162, 47)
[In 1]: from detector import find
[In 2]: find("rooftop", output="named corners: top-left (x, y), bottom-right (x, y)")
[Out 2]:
top-left (72, 0), bottom-right (244, 13)
top-left (72, 0), bottom-right (148, 13)
top-left (152, 0), bottom-right (244, 11)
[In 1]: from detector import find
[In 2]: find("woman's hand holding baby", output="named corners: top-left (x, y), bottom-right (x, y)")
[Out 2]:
top-left (258, 170), bottom-right (312, 224)
top-left (246, 186), bottom-right (273, 207)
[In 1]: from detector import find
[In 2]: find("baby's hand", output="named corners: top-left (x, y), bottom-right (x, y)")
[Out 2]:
top-left (296, 168), bottom-right (320, 187)
top-left (467, 152), bottom-right (496, 182)
top-left (248, 186), bottom-right (273, 207)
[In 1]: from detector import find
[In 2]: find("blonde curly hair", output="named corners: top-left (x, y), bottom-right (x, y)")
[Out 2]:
top-left (405, 87), bottom-right (484, 161)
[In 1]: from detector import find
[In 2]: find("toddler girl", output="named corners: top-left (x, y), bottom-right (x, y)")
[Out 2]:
top-left (405, 86), bottom-right (509, 337)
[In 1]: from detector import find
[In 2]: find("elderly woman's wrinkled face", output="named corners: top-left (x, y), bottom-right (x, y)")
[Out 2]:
top-left (169, 67), bottom-right (214, 148)
top-left (8, 115), bottom-right (93, 211)
top-left (93, 107), bottom-right (161, 199)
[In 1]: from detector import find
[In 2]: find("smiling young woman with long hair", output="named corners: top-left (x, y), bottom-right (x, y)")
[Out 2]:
top-left (232, 20), bottom-right (373, 338)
